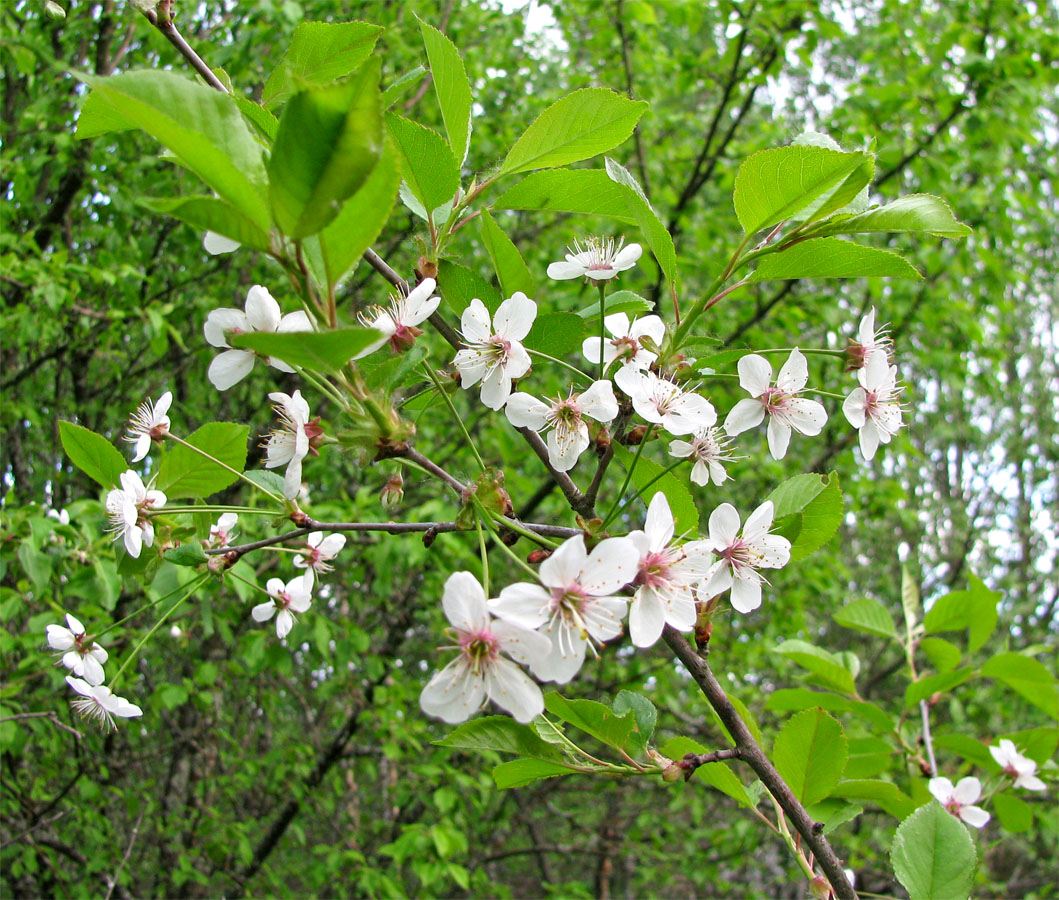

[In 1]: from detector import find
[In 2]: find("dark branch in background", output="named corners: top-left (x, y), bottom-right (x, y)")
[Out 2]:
top-left (662, 627), bottom-right (857, 900)
top-left (614, 0), bottom-right (651, 199)
top-left (516, 427), bottom-right (594, 518)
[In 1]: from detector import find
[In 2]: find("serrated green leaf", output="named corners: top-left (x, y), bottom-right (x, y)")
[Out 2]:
top-left (234, 96), bottom-right (278, 142)
top-left (241, 470), bottom-right (287, 497)
top-left (831, 779), bottom-right (917, 819)
top-left (927, 734), bottom-right (994, 769)
top-left (611, 444), bottom-right (698, 535)
top-left (523, 312), bottom-right (584, 358)
top-left (891, 802), bottom-right (977, 900)
top-left (386, 114), bottom-right (460, 213)
top-left (804, 799), bottom-right (863, 834)
top-left (981, 653), bottom-right (1059, 720)
top-left (773, 640), bottom-right (856, 695)
top-left (993, 791), bottom-right (1034, 833)
top-left (843, 737), bottom-right (895, 779)
top-left (767, 473), bottom-right (830, 518)
top-left (813, 194), bottom-right (972, 238)
top-left (434, 715), bottom-right (564, 760)
top-left (382, 66), bottom-right (427, 109)
top-left (774, 708), bottom-right (847, 807)
top-left (612, 690), bottom-right (657, 752)
top-left (156, 423), bottom-right (248, 500)
top-left (923, 573), bottom-right (1000, 654)
top-left (479, 210), bottom-right (536, 298)
top-left (138, 196), bottom-right (270, 252)
top-left (231, 328), bottom-right (383, 374)
top-left (764, 689), bottom-right (892, 732)
top-left (495, 170), bottom-right (638, 222)
top-left (499, 89), bottom-right (647, 176)
top-left (418, 18), bottom-right (473, 164)
top-left (437, 259), bottom-right (502, 316)
top-left (834, 597), bottom-right (896, 638)
top-left (904, 667), bottom-right (974, 707)
top-left (919, 637), bottom-right (962, 673)
top-left (576, 290), bottom-right (653, 322)
top-left (58, 421), bottom-right (127, 488)
top-left (544, 692), bottom-right (634, 751)
top-left (750, 238), bottom-right (921, 281)
top-left (164, 542), bottom-right (209, 567)
top-left (492, 758), bottom-right (577, 789)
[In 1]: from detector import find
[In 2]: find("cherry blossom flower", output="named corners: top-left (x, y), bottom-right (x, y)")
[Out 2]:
top-left (452, 293), bottom-right (537, 410)
top-left (46, 613), bottom-right (108, 686)
top-left (846, 307), bottom-right (892, 371)
top-left (420, 572), bottom-right (551, 724)
top-left (702, 501), bottom-right (791, 614)
top-left (46, 508), bottom-right (70, 525)
top-left (208, 513), bottom-right (238, 548)
top-left (355, 277), bottom-right (440, 358)
top-left (929, 776), bottom-right (990, 828)
top-left (842, 352), bottom-right (904, 460)
top-left (203, 231), bottom-right (240, 255)
top-left (253, 571), bottom-right (314, 639)
top-left (582, 313), bottom-right (664, 374)
top-left (204, 285), bottom-right (312, 390)
top-left (124, 391), bottom-right (172, 462)
top-left (490, 535), bottom-right (637, 684)
top-left (264, 390), bottom-right (323, 500)
top-left (627, 493), bottom-right (714, 648)
top-left (668, 427), bottom-right (737, 487)
top-left (723, 350), bottom-right (827, 459)
top-left (990, 739), bottom-right (1047, 791)
top-left (547, 236), bottom-right (642, 281)
top-left (615, 368), bottom-right (717, 436)
top-left (505, 380), bottom-right (618, 471)
top-left (66, 676), bottom-right (142, 731)
top-left (293, 532), bottom-right (347, 574)
top-left (105, 470), bottom-right (166, 558)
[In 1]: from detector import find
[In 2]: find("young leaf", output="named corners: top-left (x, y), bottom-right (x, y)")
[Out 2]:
top-left (165, 542), bottom-right (209, 567)
top-left (748, 238), bottom-right (922, 281)
top-left (234, 96), bottom-right (279, 143)
top-left (611, 443), bottom-right (699, 535)
top-left (831, 780), bottom-right (917, 819)
top-left (156, 423), bottom-right (249, 500)
top-left (765, 689), bottom-right (892, 732)
top-left (773, 708), bottom-right (848, 807)
top-left (773, 639), bottom-right (857, 695)
top-left (231, 328), bottom-right (384, 375)
top-left (833, 597), bottom-right (896, 639)
top-left (843, 737), bottom-right (895, 780)
top-left (812, 194), bottom-right (972, 239)
top-left (523, 312), bottom-right (584, 358)
top-left (382, 66), bottom-right (428, 109)
top-left (919, 637), bottom-right (962, 673)
top-left (262, 21), bottom-right (384, 108)
top-left (904, 668), bottom-right (975, 707)
top-left (576, 289), bottom-right (653, 322)
top-left (612, 691), bottom-right (657, 751)
top-left (980, 653), bottom-right (1059, 720)
top-left (479, 210), bottom-right (536, 298)
top-left (891, 802), bottom-right (977, 900)
top-left (386, 114), bottom-right (461, 213)
top-left (922, 573), bottom-right (1000, 654)
top-left (137, 196), bottom-right (270, 252)
top-left (268, 59), bottom-right (384, 239)
top-left (544, 692), bottom-right (635, 751)
top-left (434, 715), bottom-right (563, 761)
top-left (733, 145), bottom-right (871, 235)
top-left (499, 89), bottom-right (647, 176)
top-left (492, 758), bottom-right (577, 789)
top-left (418, 18), bottom-right (473, 164)
top-left (58, 421), bottom-right (127, 488)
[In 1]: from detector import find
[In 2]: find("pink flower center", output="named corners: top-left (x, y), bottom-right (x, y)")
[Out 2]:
top-left (611, 335), bottom-right (640, 360)
top-left (459, 629), bottom-right (500, 672)
top-left (718, 539), bottom-right (752, 571)
top-left (550, 584), bottom-right (589, 618)
top-left (486, 335), bottom-right (512, 365)
top-left (275, 590), bottom-right (293, 610)
top-left (389, 322), bottom-right (423, 353)
top-left (761, 386), bottom-right (792, 415)
top-left (944, 797), bottom-right (963, 816)
top-left (635, 549), bottom-right (679, 590)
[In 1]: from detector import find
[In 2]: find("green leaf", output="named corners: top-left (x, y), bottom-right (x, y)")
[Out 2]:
top-left (382, 66), bottom-right (427, 109)
top-left (765, 689), bottom-right (892, 732)
top-left (773, 708), bottom-right (847, 807)
top-left (749, 239), bottom-right (922, 281)
top-left (137, 196), bottom-right (270, 252)
top-left (18, 543), bottom-right (53, 594)
top-left (437, 260), bottom-right (502, 317)
top-left (891, 802), bottom-right (977, 900)
top-left (576, 290), bottom-right (653, 322)
top-left (386, 114), bottom-right (460, 213)
top-left (479, 210), bottom-right (536, 298)
top-left (58, 421), bottom-right (127, 488)
top-left (434, 715), bottom-right (563, 761)
top-left (230, 328), bottom-right (383, 375)
top-left (492, 758), bottom-right (577, 789)
top-left (790, 142), bottom-right (875, 225)
top-left (834, 597), bottom-right (896, 639)
top-left (843, 737), bottom-right (895, 780)
top-left (733, 146), bottom-right (872, 234)
top-left (905, 668), bottom-right (974, 707)
top-left (499, 89), bottom-right (647, 177)
top-left (767, 472), bottom-right (843, 561)
top-left (269, 59), bottom-right (384, 239)
top-left (805, 799), bottom-right (863, 834)
top-left (981, 652), bottom-right (1059, 720)
top-left (262, 21), bottom-right (384, 109)
top-left (77, 70), bottom-right (269, 231)
top-left (156, 423), bottom-right (249, 500)
top-left (241, 470), bottom-right (287, 497)
top-left (767, 473), bottom-right (830, 518)
top-left (813, 195), bottom-right (972, 239)
top-left (418, 18), bottom-right (473, 165)
top-left (660, 737), bottom-right (752, 807)
top-left (234, 96), bottom-right (279, 143)
top-left (164, 542), bottom-right (209, 567)
top-left (830, 780), bottom-right (917, 819)
top-left (544, 692), bottom-right (634, 751)
top-left (495, 170), bottom-right (638, 222)
top-left (919, 637), bottom-right (962, 674)
top-left (931, 734), bottom-right (994, 769)
top-left (611, 443), bottom-right (698, 535)
top-left (604, 157), bottom-right (679, 289)
top-left (923, 574), bottom-right (1000, 653)
top-left (901, 562), bottom-right (921, 636)
top-left (523, 312), bottom-right (584, 358)
top-left (993, 791), bottom-right (1034, 833)
top-left (773, 640), bottom-right (856, 695)
top-left (727, 693), bottom-right (764, 747)
top-left (317, 142), bottom-right (401, 288)
top-left (612, 691), bottom-right (657, 752)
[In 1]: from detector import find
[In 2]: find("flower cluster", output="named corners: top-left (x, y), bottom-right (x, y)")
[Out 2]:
top-left (841, 308), bottom-right (904, 460)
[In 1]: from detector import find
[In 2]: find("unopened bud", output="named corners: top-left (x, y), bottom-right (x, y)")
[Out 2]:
top-left (594, 428), bottom-right (612, 452)
top-left (381, 473), bottom-right (404, 511)
top-left (527, 549), bottom-right (552, 565)
top-left (845, 340), bottom-right (870, 371)
top-left (417, 256), bottom-right (438, 280)
top-left (624, 425), bottom-right (648, 445)
top-left (809, 875), bottom-right (831, 900)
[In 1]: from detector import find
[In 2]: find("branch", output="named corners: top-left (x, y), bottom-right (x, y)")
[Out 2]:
top-left (661, 626), bottom-right (857, 900)
top-left (142, 4), bottom-right (229, 93)
top-left (516, 427), bottom-right (593, 518)
top-left (614, 0), bottom-right (651, 198)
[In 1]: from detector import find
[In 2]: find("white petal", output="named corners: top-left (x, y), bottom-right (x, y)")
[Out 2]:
top-left (766, 417), bottom-right (792, 459)
top-left (612, 243), bottom-right (642, 271)
top-left (578, 380), bottom-right (618, 423)
top-left (539, 536), bottom-right (588, 588)
top-left (953, 777), bottom-right (983, 805)
top-left (742, 501), bottom-right (775, 542)
top-left (581, 336), bottom-right (604, 364)
top-left (244, 285), bottom-right (281, 332)
top-left (420, 659), bottom-right (485, 723)
top-left (503, 341), bottom-right (531, 379)
top-left (859, 420), bottom-right (881, 460)
top-left (493, 292), bottom-right (537, 341)
top-left (724, 398), bottom-right (765, 436)
top-left (453, 350), bottom-right (488, 387)
top-left (479, 367), bottom-right (512, 410)
top-left (534, 623), bottom-right (587, 684)
top-left (283, 457), bottom-right (303, 500)
top-left (492, 620), bottom-right (553, 669)
top-left (644, 492), bottom-right (674, 551)
top-left (123, 523), bottom-right (143, 558)
top-left (491, 583), bottom-right (551, 630)
top-left (547, 260), bottom-right (587, 280)
top-left (629, 314), bottom-right (664, 346)
top-left (208, 350), bottom-right (256, 391)
top-left (843, 389), bottom-right (867, 428)
top-left (708, 503), bottom-right (741, 549)
top-left (776, 348), bottom-right (808, 391)
top-left (317, 534), bottom-right (346, 557)
top-left (484, 657), bottom-right (545, 723)
top-left (504, 393), bottom-right (550, 430)
top-left (81, 655), bottom-right (106, 686)
top-left (276, 310), bottom-right (312, 334)
top-left (629, 590), bottom-right (667, 648)
top-left (442, 572), bottom-right (489, 632)
top-left (461, 298), bottom-right (492, 342)
top-left (960, 806), bottom-right (990, 828)
top-left (546, 424), bottom-right (586, 472)
top-left (928, 777), bottom-right (954, 804)
top-left (203, 231), bottom-right (241, 255)
top-left (580, 536), bottom-right (639, 595)
top-left (203, 308), bottom-right (246, 348)
top-left (275, 609), bottom-right (295, 639)
top-left (65, 676), bottom-right (94, 698)
top-left (784, 398), bottom-right (828, 436)
top-left (46, 625), bottom-right (75, 651)
top-left (737, 354), bottom-right (773, 396)
top-left (729, 572), bottom-right (762, 613)
top-left (113, 698), bottom-right (143, 719)
top-left (252, 602), bottom-right (276, 623)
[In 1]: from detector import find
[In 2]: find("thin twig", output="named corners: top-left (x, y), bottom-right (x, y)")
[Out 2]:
top-left (516, 427), bottom-right (592, 518)
top-left (103, 809), bottom-right (145, 900)
top-left (0, 711), bottom-right (83, 740)
top-left (919, 700), bottom-right (938, 778)
top-left (142, 4), bottom-right (229, 93)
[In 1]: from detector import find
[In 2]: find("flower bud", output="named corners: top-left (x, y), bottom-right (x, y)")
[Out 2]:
top-left (809, 875), bottom-right (832, 900)
top-left (381, 473), bottom-right (404, 511)
top-left (624, 425), bottom-right (649, 445)
top-left (417, 256), bottom-right (438, 280)
top-left (527, 549), bottom-right (552, 565)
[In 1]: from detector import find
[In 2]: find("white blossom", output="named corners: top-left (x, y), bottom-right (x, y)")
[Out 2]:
top-left (668, 427), bottom-right (737, 487)
top-left (420, 572), bottom-right (551, 724)
top-left (264, 390), bottom-right (321, 500)
top-left (452, 293), bottom-right (536, 410)
top-left (723, 350), bottom-right (827, 459)
top-left (208, 513), bottom-right (238, 548)
top-left (702, 501), bottom-right (790, 614)
top-left (505, 380), bottom-right (618, 472)
top-left (627, 493), bottom-right (713, 648)
top-left (929, 776), bottom-right (991, 828)
top-left (252, 571), bottom-right (314, 639)
top-left (990, 739), bottom-right (1047, 791)
top-left (842, 352), bottom-right (903, 460)
top-left (105, 470), bottom-right (166, 558)
top-left (66, 676), bottom-right (142, 731)
top-left (293, 532), bottom-right (347, 574)
top-left (46, 613), bottom-right (108, 686)
top-left (124, 391), bottom-right (172, 462)
top-left (847, 306), bottom-right (892, 370)
top-left (355, 277), bottom-right (440, 358)
top-left (547, 236), bottom-right (642, 281)
top-left (203, 231), bottom-right (240, 255)
top-left (204, 285), bottom-right (312, 390)
top-left (490, 535), bottom-right (637, 684)
top-left (582, 313), bottom-right (664, 374)
top-left (46, 508), bottom-right (71, 525)
top-left (615, 367), bottom-right (717, 436)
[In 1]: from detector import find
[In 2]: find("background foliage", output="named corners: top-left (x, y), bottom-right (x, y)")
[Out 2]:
top-left (1, 0), bottom-right (1056, 897)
